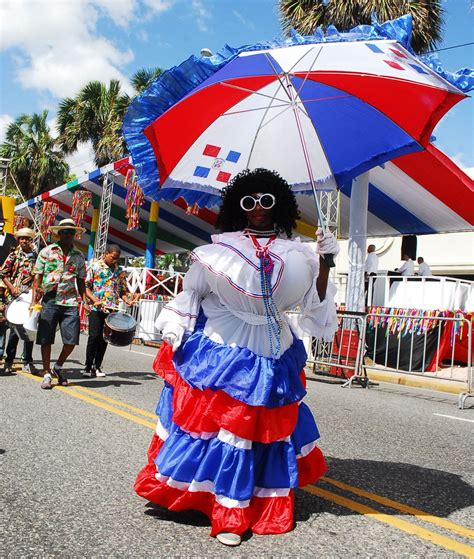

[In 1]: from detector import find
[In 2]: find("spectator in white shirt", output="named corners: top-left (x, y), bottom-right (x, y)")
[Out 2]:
top-left (396, 254), bottom-right (415, 276)
top-left (365, 244), bottom-right (379, 276)
top-left (417, 257), bottom-right (432, 277)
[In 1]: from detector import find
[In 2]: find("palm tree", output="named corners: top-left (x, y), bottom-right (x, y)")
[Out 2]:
top-left (131, 67), bottom-right (163, 94)
top-left (279, 0), bottom-right (444, 54)
top-left (57, 80), bottom-right (130, 168)
top-left (0, 111), bottom-right (69, 198)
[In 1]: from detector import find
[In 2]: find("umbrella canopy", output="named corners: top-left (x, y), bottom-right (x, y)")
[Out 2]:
top-left (14, 145), bottom-right (473, 260)
top-left (124, 16), bottom-right (469, 210)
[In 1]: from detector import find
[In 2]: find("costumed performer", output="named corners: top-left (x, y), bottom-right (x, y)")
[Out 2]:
top-left (134, 168), bottom-right (339, 546)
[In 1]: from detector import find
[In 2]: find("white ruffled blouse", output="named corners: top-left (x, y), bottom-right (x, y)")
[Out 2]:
top-left (155, 232), bottom-right (337, 358)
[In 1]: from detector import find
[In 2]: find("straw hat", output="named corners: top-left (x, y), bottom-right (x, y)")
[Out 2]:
top-left (49, 218), bottom-right (86, 234)
top-left (14, 227), bottom-right (36, 239)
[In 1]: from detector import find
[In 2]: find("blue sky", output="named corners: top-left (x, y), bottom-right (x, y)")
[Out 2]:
top-left (0, 0), bottom-right (472, 176)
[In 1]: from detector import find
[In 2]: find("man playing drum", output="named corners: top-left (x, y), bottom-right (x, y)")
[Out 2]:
top-left (0, 227), bottom-right (38, 374)
top-left (84, 244), bottom-right (130, 377)
top-left (31, 218), bottom-right (88, 390)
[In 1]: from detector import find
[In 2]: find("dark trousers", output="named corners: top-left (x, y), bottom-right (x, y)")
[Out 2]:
top-left (5, 327), bottom-right (34, 364)
top-left (0, 321), bottom-right (8, 358)
top-left (85, 310), bottom-right (108, 370)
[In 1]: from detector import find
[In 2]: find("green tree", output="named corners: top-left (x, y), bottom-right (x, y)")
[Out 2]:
top-left (57, 80), bottom-right (130, 168)
top-left (131, 67), bottom-right (163, 94)
top-left (0, 110), bottom-right (69, 199)
top-left (279, 0), bottom-right (444, 54)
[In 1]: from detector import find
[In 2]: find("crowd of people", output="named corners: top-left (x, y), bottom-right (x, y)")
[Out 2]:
top-left (365, 246), bottom-right (433, 278)
top-left (0, 218), bottom-right (133, 388)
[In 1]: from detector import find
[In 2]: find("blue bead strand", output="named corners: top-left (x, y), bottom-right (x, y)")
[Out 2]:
top-left (259, 256), bottom-right (282, 359)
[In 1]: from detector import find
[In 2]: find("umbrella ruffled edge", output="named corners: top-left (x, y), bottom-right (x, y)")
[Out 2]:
top-left (123, 14), bottom-right (473, 203)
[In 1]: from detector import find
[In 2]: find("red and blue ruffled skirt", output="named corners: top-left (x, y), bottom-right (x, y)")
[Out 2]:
top-left (135, 313), bottom-right (326, 535)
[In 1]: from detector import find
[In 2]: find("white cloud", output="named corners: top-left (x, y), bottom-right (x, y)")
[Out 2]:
top-left (65, 142), bottom-right (97, 176)
top-left (232, 9), bottom-right (255, 30)
top-left (191, 0), bottom-right (211, 32)
top-left (0, 0), bottom-right (172, 100)
top-left (143, 0), bottom-right (173, 12)
top-left (0, 114), bottom-right (14, 143)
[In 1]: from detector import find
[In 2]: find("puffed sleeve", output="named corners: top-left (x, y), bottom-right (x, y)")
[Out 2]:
top-left (298, 247), bottom-right (338, 341)
top-left (154, 261), bottom-right (210, 350)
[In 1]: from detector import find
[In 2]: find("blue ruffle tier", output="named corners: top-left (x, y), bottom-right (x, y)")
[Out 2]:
top-left (155, 383), bottom-right (320, 502)
top-left (172, 312), bottom-right (308, 408)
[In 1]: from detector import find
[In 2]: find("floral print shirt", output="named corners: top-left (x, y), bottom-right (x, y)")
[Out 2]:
top-left (0, 293), bottom-right (6, 320)
top-left (0, 246), bottom-right (37, 301)
top-left (33, 243), bottom-right (86, 307)
top-left (86, 258), bottom-right (128, 311)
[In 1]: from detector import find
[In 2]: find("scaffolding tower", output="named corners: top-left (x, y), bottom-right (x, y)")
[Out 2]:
top-left (94, 171), bottom-right (114, 259)
top-left (0, 157), bottom-right (9, 196)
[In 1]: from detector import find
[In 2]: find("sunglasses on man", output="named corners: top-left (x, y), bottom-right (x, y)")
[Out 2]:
top-left (59, 229), bottom-right (76, 235)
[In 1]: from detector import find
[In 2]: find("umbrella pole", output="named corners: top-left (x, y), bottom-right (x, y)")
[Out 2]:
top-left (287, 80), bottom-right (335, 267)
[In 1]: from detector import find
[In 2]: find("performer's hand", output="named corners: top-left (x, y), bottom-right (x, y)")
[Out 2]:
top-left (11, 287), bottom-right (21, 298)
top-left (316, 228), bottom-right (340, 256)
top-left (162, 332), bottom-right (180, 351)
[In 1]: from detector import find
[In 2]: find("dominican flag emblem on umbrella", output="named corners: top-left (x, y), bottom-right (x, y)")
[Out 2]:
top-left (193, 144), bottom-right (242, 184)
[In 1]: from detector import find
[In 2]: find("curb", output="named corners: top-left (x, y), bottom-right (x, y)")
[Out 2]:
top-left (365, 368), bottom-right (468, 395)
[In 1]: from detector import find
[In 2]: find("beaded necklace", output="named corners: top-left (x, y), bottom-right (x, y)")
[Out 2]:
top-left (243, 227), bottom-right (277, 238)
top-left (248, 233), bottom-right (282, 358)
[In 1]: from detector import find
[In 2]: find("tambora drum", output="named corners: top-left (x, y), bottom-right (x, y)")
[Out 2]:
top-left (103, 311), bottom-right (137, 346)
top-left (5, 290), bottom-right (36, 342)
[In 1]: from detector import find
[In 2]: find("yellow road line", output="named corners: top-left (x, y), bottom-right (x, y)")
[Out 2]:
top-left (320, 476), bottom-right (474, 540)
top-left (19, 372), bottom-right (156, 430)
top-left (72, 385), bottom-right (157, 420)
top-left (303, 485), bottom-right (474, 558)
top-left (18, 371), bottom-right (474, 556)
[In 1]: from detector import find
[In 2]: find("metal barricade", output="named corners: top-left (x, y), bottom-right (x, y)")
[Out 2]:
top-left (307, 310), bottom-right (368, 388)
top-left (365, 311), bottom-right (472, 409)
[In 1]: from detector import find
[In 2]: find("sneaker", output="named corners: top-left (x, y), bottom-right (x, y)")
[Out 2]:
top-left (82, 367), bottom-right (94, 378)
top-left (3, 361), bottom-right (13, 374)
top-left (95, 367), bottom-right (106, 378)
top-left (53, 363), bottom-right (68, 386)
top-left (23, 362), bottom-right (39, 376)
top-left (216, 533), bottom-right (241, 546)
top-left (41, 373), bottom-right (53, 390)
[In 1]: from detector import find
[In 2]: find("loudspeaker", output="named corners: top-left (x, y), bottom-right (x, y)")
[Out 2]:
top-left (401, 235), bottom-right (417, 260)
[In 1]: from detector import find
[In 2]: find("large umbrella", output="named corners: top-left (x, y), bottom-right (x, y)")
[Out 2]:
top-left (123, 16), bottom-right (470, 241)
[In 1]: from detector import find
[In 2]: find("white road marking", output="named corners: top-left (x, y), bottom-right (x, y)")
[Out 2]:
top-left (121, 348), bottom-right (156, 357)
top-left (433, 413), bottom-right (474, 423)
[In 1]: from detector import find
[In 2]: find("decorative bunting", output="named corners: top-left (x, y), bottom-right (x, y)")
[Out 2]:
top-left (124, 169), bottom-right (144, 231)
top-left (367, 306), bottom-right (473, 340)
top-left (13, 215), bottom-right (30, 231)
top-left (40, 201), bottom-right (59, 240)
top-left (71, 190), bottom-right (92, 238)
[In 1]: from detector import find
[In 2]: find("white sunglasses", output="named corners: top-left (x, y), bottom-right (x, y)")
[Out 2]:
top-left (240, 193), bottom-right (276, 212)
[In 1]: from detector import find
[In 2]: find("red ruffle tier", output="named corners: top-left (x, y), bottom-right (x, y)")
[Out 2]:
top-left (153, 343), bottom-right (306, 443)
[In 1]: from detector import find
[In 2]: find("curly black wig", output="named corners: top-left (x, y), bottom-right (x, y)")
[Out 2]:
top-left (216, 168), bottom-right (300, 238)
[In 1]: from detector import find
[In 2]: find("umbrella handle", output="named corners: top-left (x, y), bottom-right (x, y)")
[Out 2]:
top-left (323, 253), bottom-right (335, 268)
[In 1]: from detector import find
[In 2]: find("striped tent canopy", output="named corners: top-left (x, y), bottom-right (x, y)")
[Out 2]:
top-left (14, 158), bottom-right (216, 258)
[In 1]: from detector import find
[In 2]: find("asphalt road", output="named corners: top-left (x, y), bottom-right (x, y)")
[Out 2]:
top-left (1, 336), bottom-right (473, 558)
